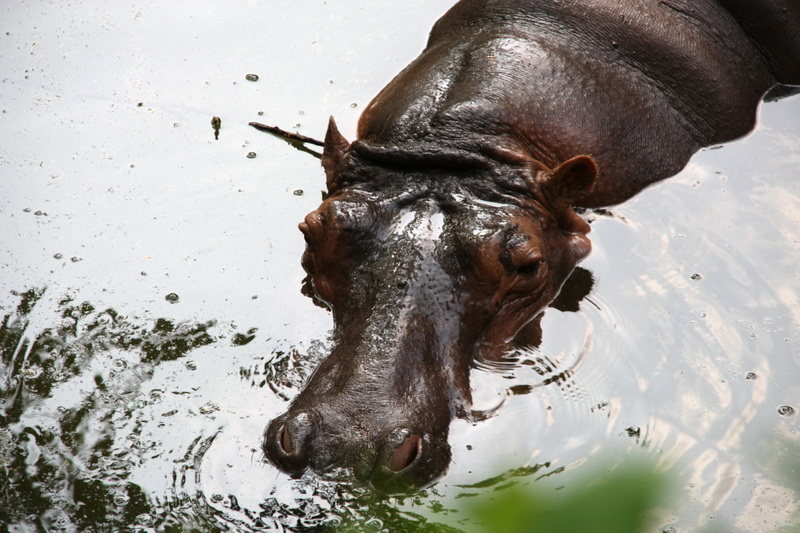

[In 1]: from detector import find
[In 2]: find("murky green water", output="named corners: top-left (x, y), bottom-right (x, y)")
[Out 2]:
top-left (2, 2), bottom-right (798, 531)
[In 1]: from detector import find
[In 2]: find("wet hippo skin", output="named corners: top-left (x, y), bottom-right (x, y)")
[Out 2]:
top-left (262, 0), bottom-right (800, 491)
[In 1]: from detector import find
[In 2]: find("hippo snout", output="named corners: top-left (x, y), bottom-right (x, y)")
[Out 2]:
top-left (262, 412), bottom-right (451, 492)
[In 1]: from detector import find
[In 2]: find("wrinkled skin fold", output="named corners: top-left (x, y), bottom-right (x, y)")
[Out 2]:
top-left (263, 0), bottom-right (800, 490)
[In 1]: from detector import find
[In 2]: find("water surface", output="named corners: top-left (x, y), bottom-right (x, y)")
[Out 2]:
top-left (1, 1), bottom-right (798, 531)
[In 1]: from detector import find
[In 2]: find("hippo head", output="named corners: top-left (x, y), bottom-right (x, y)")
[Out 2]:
top-left (263, 119), bottom-right (597, 491)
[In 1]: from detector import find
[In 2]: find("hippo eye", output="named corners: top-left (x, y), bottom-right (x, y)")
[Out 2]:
top-left (516, 258), bottom-right (542, 276)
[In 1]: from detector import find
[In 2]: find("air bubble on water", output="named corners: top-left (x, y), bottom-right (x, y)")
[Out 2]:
top-left (22, 365), bottom-right (43, 379)
top-left (778, 405), bottom-right (795, 416)
top-left (136, 513), bottom-right (154, 526)
top-left (364, 518), bottom-right (383, 531)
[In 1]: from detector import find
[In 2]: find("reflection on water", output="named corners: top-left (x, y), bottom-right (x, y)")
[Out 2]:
top-left (1, 1), bottom-right (799, 531)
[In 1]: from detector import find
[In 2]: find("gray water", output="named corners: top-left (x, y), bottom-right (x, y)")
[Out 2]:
top-left (1, 1), bottom-right (798, 531)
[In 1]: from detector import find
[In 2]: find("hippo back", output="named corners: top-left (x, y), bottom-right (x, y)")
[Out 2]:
top-left (357, 0), bottom-right (800, 206)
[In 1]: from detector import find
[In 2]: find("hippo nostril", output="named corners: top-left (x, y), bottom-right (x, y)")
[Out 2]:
top-left (387, 433), bottom-right (421, 472)
top-left (264, 410), bottom-right (319, 475)
top-left (278, 424), bottom-right (294, 455)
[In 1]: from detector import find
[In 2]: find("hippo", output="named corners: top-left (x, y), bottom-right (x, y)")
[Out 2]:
top-left (262, 0), bottom-right (800, 491)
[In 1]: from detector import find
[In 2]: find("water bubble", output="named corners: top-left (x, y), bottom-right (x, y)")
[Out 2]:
top-left (22, 365), bottom-right (43, 379)
top-left (185, 360), bottom-right (197, 371)
top-left (210, 493), bottom-right (224, 503)
top-left (745, 372), bottom-right (757, 380)
top-left (364, 518), bottom-right (383, 531)
top-left (662, 527), bottom-right (677, 533)
top-left (690, 273), bottom-right (702, 281)
top-left (293, 189), bottom-right (304, 196)
top-left (136, 513), bottom-right (154, 526)
top-left (350, 102), bottom-right (358, 108)
top-left (165, 292), bottom-right (179, 303)
top-left (113, 493), bottom-right (130, 506)
top-left (70, 256), bottom-right (82, 263)
top-left (53, 253), bottom-right (63, 259)
top-left (246, 151), bottom-right (257, 159)
top-left (173, 122), bottom-right (179, 127)
top-left (245, 73), bottom-right (259, 82)
top-left (23, 207), bottom-right (31, 212)
top-left (778, 405), bottom-right (795, 417)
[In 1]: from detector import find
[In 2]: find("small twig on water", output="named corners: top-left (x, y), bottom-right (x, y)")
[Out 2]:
top-left (249, 122), bottom-right (324, 146)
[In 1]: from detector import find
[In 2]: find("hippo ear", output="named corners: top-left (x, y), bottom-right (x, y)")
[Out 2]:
top-left (547, 155), bottom-right (598, 205)
top-left (321, 116), bottom-right (350, 192)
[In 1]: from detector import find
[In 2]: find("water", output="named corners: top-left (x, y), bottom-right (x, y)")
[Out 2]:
top-left (1, 1), bottom-right (798, 531)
